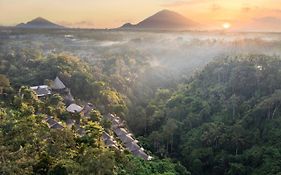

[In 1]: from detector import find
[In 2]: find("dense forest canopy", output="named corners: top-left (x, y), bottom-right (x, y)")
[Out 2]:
top-left (137, 55), bottom-right (281, 175)
top-left (0, 48), bottom-right (187, 175)
top-left (1, 29), bottom-right (281, 175)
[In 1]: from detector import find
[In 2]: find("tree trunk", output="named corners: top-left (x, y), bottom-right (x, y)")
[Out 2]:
top-left (272, 104), bottom-right (280, 119)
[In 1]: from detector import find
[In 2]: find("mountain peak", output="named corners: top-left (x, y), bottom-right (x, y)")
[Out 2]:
top-left (158, 9), bottom-right (173, 12)
top-left (121, 9), bottom-right (200, 30)
top-left (156, 9), bottom-right (178, 15)
top-left (16, 17), bottom-right (64, 29)
top-left (121, 23), bottom-right (134, 28)
top-left (32, 17), bottom-right (49, 22)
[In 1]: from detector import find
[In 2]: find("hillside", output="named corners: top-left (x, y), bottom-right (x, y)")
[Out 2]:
top-left (132, 55), bottom-right (281, 175)
top-left (0, 50), bottom-right (188, 175)
top-left (16, 17), bottom-right (64, 29)
top-left (2, 30), bottom-right (281, 175)
top-left (121, 10), bottom-right (200, 30)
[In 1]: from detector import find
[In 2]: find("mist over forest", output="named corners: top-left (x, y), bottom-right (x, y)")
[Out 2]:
top-left (1, 28), bottom-right (281, 175)
top-left (2, 0), bottom-right (281, 173)
top-left (3, 30), bottom-right (281, 79)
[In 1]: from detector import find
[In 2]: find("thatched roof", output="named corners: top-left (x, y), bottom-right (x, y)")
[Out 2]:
top-left (66, 103), bottom-right (83, 113)
top-left (51, 77), bottom-right (66, 90)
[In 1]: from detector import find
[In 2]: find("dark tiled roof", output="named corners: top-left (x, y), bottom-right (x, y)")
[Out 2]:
top-left (64, 93), bottom-right (75, 106)
top-left (102, 132), bottom-right (111, 140)
top-left (31, 85), bottom-right (51, 97)
top-left (125, 142), bottom-right (140, 152)
top-left (50, 123), bottom-right (64, 129)
top-left (105, 139), bottom-right (116, 145)
top-left (102, 132), bottom-right (118, 148)
top-left (45, 117), bottom-right (57, 126)
top-left (114, 128), bottom-right (129, 137)
top-left (44, 116), bottom-right (64, 129)
top-left (132, 149), bottom-right (149, 160)
top-left (119, 134), bottom-right (135, 144)
top-left (77, 127), bottom-right (85, 135)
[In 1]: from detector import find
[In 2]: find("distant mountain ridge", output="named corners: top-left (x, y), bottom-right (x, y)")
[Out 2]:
top-left (121, 10), bottom-right (200, 30)
top-left (16, 17), bottom-right (64, 29)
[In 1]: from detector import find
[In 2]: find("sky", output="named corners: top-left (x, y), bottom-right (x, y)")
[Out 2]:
top-left (1, 0), bottom-right (281, 31)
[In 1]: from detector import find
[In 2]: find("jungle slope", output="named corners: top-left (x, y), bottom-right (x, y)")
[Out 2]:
top-left (0, 49), bottom-right (188, 175)
top-left (138, 55), bottom-right (281, 175)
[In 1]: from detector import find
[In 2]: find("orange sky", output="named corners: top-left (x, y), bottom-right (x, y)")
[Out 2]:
top-left (1, 0), bottom-right (281, 31)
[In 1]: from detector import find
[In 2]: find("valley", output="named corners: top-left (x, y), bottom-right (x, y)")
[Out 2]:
top-left (1, 28), bottom-right (281, 174)
top-left (1, 5), bottom-right (281, 174)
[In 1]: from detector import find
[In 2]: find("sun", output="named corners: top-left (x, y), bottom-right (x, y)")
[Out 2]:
top-left (223, 22), bottom-right (231, 29)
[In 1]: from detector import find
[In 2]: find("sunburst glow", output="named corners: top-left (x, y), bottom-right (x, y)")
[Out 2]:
top-left (223, 23), bottom-right (231, 29)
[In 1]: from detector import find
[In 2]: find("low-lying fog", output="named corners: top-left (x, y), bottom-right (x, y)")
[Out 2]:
top-left (1, 30), bottom-right (281, 80)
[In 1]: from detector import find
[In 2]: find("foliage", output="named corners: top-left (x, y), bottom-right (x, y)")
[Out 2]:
top-left (138, 55), bottom-right (281, 175)
top-left (0, 50), bottom-right (185, 175)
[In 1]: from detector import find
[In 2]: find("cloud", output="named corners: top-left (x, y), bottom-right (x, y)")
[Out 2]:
top-left (58, 21), bottom-right (95, 28)
top-left (216, 19), bottom-right (236, 23)
top-left (162, 0), bottom-right (208, 7)
top-left (210, 3), bottom-right (221, 12)
top-left (272, 9), bottom-right (281, 13)
top-left (238, 16), bottom-right (281, 32)
top-left (76, 21), bottom-right (95, 26)
top-left (241, 4), bottom-right (261, 13)
top-left (253, 16), bottom-right (281, 23)
top-left (242, 7), bottom-right (251, 13)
